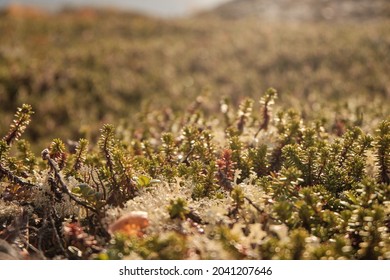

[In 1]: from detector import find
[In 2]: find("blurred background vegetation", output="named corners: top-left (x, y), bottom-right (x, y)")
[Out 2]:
top-left (0, 0), bottom-right (389, 151)
top-left (0, 0), bottom-right (390, 260)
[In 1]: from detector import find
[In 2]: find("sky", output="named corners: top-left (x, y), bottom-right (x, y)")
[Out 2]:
top-left (0, 0), bottom-right (232, 17)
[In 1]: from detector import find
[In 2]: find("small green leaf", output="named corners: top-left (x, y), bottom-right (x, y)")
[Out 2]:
top-left (134, 175), bottom-right (161, 187)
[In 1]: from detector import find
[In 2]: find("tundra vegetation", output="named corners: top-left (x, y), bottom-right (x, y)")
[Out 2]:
top-left (0, 6), bottom-right (389, 259)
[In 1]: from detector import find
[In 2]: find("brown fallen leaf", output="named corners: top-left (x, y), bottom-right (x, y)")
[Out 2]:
top-left (0, 239), bottom-right (22, 260)
top-left (109, 211), bottom-right (149, 237)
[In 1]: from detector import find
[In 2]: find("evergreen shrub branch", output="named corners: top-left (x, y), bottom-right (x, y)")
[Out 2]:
top-left (0, 98), bottom-right (389, 260)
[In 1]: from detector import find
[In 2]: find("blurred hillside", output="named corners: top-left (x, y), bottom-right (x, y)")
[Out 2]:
top-left (0, 4), bottom-right (389, 151)
top-left (0, 0), bottom-right (232, 17)
top-left (205, 0), bottom-right (390, 21)
top-left (0, 2), bottom-right (390, 263)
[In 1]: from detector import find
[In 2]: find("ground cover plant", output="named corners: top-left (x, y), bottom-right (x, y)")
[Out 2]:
top-left (0, 4), bottom-right (389, 260)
